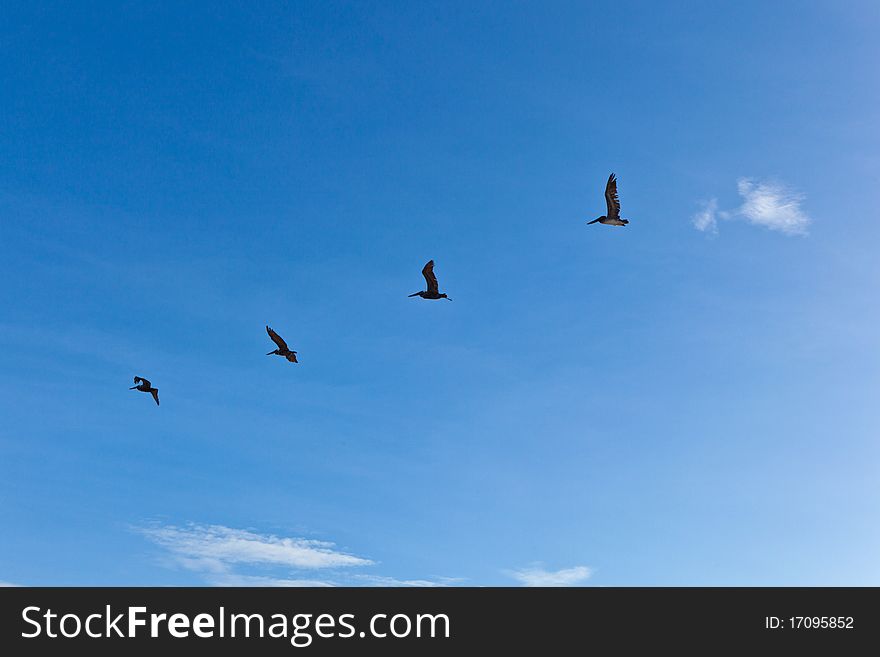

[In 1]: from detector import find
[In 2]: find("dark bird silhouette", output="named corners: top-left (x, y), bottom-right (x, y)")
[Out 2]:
top-left (266, 326), bottom-right (298, 363)
top-left (408, 260), bottom-right (451, 300)
top-left (130, 376), bottom-right (159, 406)
top-left (587, 173), bottom-right (629, 226)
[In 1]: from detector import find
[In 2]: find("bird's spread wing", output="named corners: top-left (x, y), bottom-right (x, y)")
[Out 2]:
top-left (150, 389), bottom-right (160, 405)
top-left (604, 173), bottom-right (620, 219)
top-left (266, 326), bottom-right (289, 351)
top-left (422, 260), bottom-right (439, 293)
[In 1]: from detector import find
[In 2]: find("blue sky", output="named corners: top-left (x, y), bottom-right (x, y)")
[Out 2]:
top-left (1, 1), bottom-right (879, 587)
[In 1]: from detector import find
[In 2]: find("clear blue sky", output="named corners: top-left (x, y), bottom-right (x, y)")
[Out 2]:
top-left (1, 1), bottom-right (878, 587)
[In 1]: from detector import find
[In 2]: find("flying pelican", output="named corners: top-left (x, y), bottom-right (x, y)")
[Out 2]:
top-left (587, 173), bottom-right (629, 226)
top-left (266, 326), bottom-right (298, 363)
top-left (130, 376), bottom-right (159, 406)
top-left (408, 260), bottom-right (451, 300)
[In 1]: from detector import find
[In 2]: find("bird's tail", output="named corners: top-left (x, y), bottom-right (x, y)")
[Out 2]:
top-left (129, 386), bottom-right (138, 390)
top-left (408, 292), bottom-right (420, 297)
top-left (587, 218), bottom-right (601, 224)
top-left (622, 219), bottom-right (629, 225)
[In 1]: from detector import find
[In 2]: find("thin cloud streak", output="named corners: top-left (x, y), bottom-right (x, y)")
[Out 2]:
top-left (138, 523), bottom-right (372, 572)
top-left (137, 522), bottom-right (455, 588)
top-left (509, 565), bottom-right (593, 587)
top-left (206, 573), bottom-right (336, 587)
top-left (352, 575), bottom-right (449, 587)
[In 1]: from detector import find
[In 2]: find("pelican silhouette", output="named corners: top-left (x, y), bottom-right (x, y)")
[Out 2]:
top-left (408, 260), bottom-right (451, 300)
top-left (130, 376), bottom-right (159, 406)
top-left (587, 173), bottom-right (629, 226)
top-left (266, 326), bottom-right (298, 363)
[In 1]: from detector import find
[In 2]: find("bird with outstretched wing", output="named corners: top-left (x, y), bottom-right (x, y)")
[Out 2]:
top-left (266, 325), bottom-right (298, 363)
top-left (408, 259), bottom-right (451, 300)
top-left (587, 172), bottom-right (629, 226)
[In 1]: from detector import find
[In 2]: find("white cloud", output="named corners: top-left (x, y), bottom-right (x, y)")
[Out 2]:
top-left (137, 522), bottom-right (454, 588)
top-left (138, 523), bottom-right (372, 573)
top-left (0, 581), bottom-right (20, 587)
top-left (692, 198), bottom-right (719, 233)
top-left (352, 575), bottom-right (449, 587)
top-left (206, 573), bottom-right (335, 587)
top-left (509, 565), bottom-right (593, 587)
top-left (736, 178), bottom-right (810, 235)
top-left (692, 178), bottom-right (810, 236)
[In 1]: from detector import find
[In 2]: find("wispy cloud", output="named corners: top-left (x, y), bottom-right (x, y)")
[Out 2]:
top-left (207, 573), bottom-right (336, 587)
top-left (0, 581), bottom-right (21, 587)
top-left (138, 523), bottom-right (372, 573)
top-left (352, 574), bottom-right (463, 587)
top-left (508, 565), bottom-right (593, 587)
top-left (692, 198), bottom-right (719, 234)
top-left (736, 178), bottom-right (810, 235)
top-left (137, 522), bottom-right (452, 587)
top-left (693, 178), bottom-right (811, 236)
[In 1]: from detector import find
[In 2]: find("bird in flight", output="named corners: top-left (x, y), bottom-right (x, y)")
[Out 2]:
top-left (409, 260), bottom-right (451, 300)
top-left (266, 326), bottom-right (298, 363)
top-left (587, 173), bottom-right (629, 226)
top-left (130, 376), bottom-right (159, 406)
